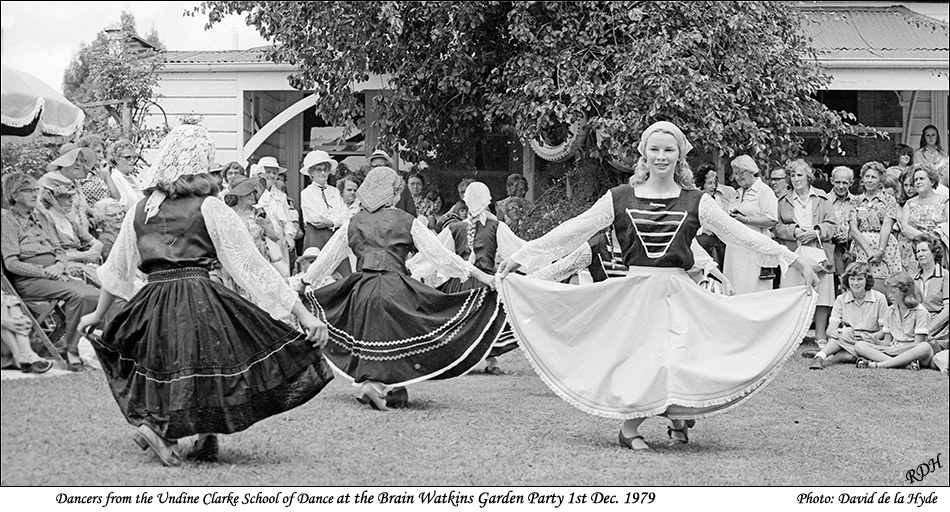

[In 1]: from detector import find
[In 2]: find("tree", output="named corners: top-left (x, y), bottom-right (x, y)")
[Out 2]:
top-left (193, 1), bottom-right (866, 167)
top-left (63, 10), bottom-right (167, 145)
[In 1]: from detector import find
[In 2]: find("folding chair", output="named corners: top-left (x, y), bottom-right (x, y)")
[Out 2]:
top-left (1, 273), bottom-right (69, 370)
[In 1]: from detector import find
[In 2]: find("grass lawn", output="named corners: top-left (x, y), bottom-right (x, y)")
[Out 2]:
top-left (1, 344), bottom-right (947, 487)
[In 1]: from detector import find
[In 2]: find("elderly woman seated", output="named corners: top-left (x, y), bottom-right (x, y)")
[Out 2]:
top-left (90, 198), bottom-right (126, 261)
top-left (1, 290), bottom-right (53, 374)
top-left (1, 173), bottom-right (99, 371)
top-left (36, 172), bottom-right (103, 286)
top-left (809, 262), bottom-right (889, 369)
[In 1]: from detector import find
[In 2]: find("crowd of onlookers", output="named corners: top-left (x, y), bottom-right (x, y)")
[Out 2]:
top-left (0, 136), bottom-right (533, 373)
top-left (696, 125), bottom-right (948, 373)
top-left (2, 125), bottom-right (945, 374)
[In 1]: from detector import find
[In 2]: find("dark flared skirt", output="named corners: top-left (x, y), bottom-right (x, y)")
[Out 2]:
top-left (438, 276), bottom-right (516, 359)
top-left (305, 270), bottom-right (505, 387)
top-left (93, 268), bottom-right (333, 439)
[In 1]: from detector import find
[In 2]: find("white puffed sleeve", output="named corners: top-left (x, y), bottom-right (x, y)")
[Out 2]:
top-left (406, 226), bottom-right (455, 283)
top-left (301, 219), bottom-right (351, 286)
top-left (202, 197), bottom-right (298, 319)
top-left (97, 206), bottom-right (143, 301)
top-left (529, 244), bottom-right (593, 282)
top-left (510, 192), bottom-right (615, 270)
top-left (411, 217), bottom-right (478, 280)
top-left (699, 194), bottom-right (796, 270)
top-left (495, 221), bottom-right (528, 268)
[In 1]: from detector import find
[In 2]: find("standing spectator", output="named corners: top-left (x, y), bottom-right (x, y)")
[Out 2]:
top-left (913, 125), bottom-right (947, 172)
top-left (809, 262), bottom-right (888, 369)
top-left (78, 134), bottom-right (119, 205)
top-left (849, 161), bottom-right (903, 292)
top-left (368, 149), bottom-right (417, 217)
top-left (252, 156), bottom-right (296, 278)
top-left (300, 150), bottom-right (350, 277)
top-left (338, 173), bottom-right (361, 207)
top-left (829, 166), bottom-right (855, 290)
top-left (854, 272), bottom-right (933, 370)
top-left (912, 235), bottom-right (948, 367)
top-left (694, 163), bottom-right (729, 270)
top-left (407, 171), bottom-right (437, 228)
top-left (496, 173), bottom-right (530, 223)
top-left (107, 139), bottom-right (145, 208)
top-left (900, 165), bottom-right (949, 268)
top-left (724, 155), bottom-right (779, 294)
top-left (1, 173), bottom-right (99, 371)
top-left (224, 175), bottom-right (289, 288)
top-left (888, 144), bottom-right (915, 180)
top-left (769, 166), bottom-right (791, 200)
top-left (774, 159), bottom-right (837, 349)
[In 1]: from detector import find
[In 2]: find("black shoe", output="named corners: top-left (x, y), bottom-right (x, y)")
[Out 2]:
top-left (386, 387), bottom-right (409, 409)
top-left (186, 435), bottom-right (219, 462)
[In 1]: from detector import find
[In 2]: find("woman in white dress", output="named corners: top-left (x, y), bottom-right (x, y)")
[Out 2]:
top-left (498, 121), bottom-right (818, 451)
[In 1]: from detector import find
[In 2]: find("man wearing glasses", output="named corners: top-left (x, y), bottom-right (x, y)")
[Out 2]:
top-left (769, 167), bottom-right (791, 200)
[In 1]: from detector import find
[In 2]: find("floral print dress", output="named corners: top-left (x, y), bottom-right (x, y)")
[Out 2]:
top-left (849, 191), bottom-right (904, 279)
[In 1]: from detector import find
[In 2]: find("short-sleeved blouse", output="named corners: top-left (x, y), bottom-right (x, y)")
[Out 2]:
top-left (849, 191), bottom-right (899, 233)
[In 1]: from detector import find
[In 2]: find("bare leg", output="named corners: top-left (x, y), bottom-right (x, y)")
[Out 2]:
top-left (814, 306), bottom-right (831, 346)
top-left (619, 417), bottom-right (650, 449)
top-left (855, 341), bottom-right (933, 368)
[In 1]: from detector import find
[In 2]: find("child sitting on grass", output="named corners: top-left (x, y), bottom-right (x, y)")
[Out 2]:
top-left (810, 262), bottom-right (888, 369)
top-left (854, 272), bottom-right (933, 370)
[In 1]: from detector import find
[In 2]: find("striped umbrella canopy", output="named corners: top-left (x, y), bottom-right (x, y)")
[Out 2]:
top-left (1, 65), bottom-right (84, 142)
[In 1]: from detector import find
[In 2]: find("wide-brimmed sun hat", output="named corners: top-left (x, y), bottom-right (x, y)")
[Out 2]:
top-left (46, 143), bottom-right (98, 173)
top-left (257, 156), bottom-right (286, 174)
top-left (301, 150), bottom-right (339, 175)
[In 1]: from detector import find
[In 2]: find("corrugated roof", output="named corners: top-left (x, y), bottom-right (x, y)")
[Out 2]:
top-left (162, 47), bottom-right (271, 64)
top-left (799, 4), bottom-right (949, 60)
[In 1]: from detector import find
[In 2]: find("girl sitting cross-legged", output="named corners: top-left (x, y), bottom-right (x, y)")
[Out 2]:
top-left (854, 271), bottom-right (933, 370)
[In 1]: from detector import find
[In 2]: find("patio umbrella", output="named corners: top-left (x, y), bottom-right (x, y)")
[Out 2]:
top-left (1, 65), bottom-right (84, 141)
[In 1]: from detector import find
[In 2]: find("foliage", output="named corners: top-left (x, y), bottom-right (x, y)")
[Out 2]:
top-left (62, 10), bottom-right (167, 146)
top-left (1, 140), bottom-right (59, 179)
top-left (192, 1), bottom-right (869, 168)
top-left (512, 154), bottom-right (624, 241)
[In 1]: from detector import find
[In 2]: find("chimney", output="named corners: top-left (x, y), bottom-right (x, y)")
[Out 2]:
top-left (231, 29), bottom-right (239, 50)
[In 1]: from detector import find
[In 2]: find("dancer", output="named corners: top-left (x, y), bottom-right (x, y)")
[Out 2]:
top-left (77, 125), bottom-right (332, 466)
top-left (299, 167), bottom-right (505, 410)
top-left (498, 121), bottom-right (818, 450)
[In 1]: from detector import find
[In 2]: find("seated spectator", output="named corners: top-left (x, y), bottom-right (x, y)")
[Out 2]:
top-left (496, 173), bottom-right (530, 223)
top-left (46, 143), bottom-right (98, 235)
top-left (36, 173), bottom-right (103, 287)
top-left (1, 290), bottom-right (53, 374)
top-left (1, 173), bottom-right (99, 371)
top-left (90, 198), bottom-right (125, 261)
top-left (854, 272), bottom-right (934, 370)
top-left (912, 235), bottom-right (948, 371)
top-left (426, 189), bottom-right (444, 216)
top-left (503, 196), bottom-right (527, 233)
top-left (809, 262), bottom-right (888, 369)
top-left (107, 139), bottom-right (145, 208)
top-left (436, 179), bottom-right (475, 231)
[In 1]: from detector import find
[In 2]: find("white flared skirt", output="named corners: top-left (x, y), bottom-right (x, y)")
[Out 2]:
top-left (499, 267), bottom-right (817, 420)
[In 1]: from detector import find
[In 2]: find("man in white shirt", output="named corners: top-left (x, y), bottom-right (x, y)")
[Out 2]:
top-left (300, 150), bottom-right (351, 277)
